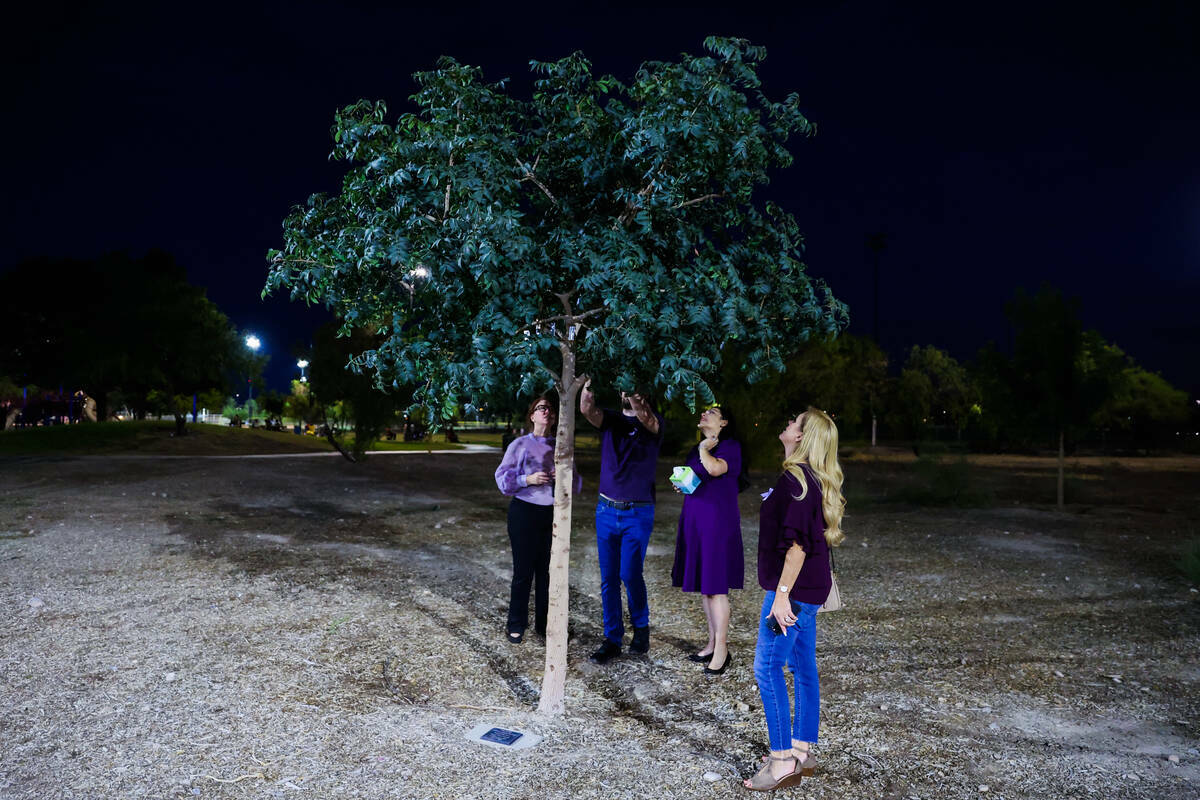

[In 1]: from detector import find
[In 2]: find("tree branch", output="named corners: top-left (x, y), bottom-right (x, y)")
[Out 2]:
top-left (516, 158), bottom-right (559, 206)
top-left (671, 193), bottom-right (722, 209)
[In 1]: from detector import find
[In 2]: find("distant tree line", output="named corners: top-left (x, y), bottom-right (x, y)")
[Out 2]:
top-left (676, 285), bottom-right (1192, 467)
top-left (0, 251), bottom-right (262, 435)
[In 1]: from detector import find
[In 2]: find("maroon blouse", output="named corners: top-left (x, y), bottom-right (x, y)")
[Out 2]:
top-left (756, 468), bottom-right (832, 605)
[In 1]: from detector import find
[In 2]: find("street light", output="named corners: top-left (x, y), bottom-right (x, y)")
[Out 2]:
top-left (297, 359), bottom-right (309, 383)
top-left (245, 335), bottom-right (261, 401)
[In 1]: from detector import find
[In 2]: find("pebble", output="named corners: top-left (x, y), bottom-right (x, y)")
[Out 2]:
top-left (988, 723), bottom-right (999, 730)
top-left (164, 672), bottom-right (177, 682)
top-left (1167, 755), bottom-right (1179, 764)
top-left (979, 785), bottom-right (989, 792)
top-left (703, 771), bottom-right (722, 782)
top-left (1053, 670), bottom-right (1064, 678)
top-left (28, 597), bottom-right (45, 609)
top-left (736, 702), bottom-right (750, 712)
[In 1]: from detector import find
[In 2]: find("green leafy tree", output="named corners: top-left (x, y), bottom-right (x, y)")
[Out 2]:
top-left (307, 323), bottom-right (402, 460)
top-left (1087, 335), bottom-right (1187, 448)
top-left (711, 334), bottom-right (886, 468)
top-left (265, 37), bottom-right (846, 713)
top-left (283, 380), bottom-right (322, 424)
top-left (1005, 286), bottom-right (1119, 507)
top-left (898, 345), bottom-right (977, 441)
top-left (0, 251), bottom-right (244, 431)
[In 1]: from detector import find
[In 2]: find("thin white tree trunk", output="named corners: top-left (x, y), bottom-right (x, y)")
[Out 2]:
top-left (538, 344), bottom-right (584, 715)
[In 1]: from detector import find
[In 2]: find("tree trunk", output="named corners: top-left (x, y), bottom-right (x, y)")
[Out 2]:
top-left (871, 414), bottom-right (877, 448)
top-left (1056, 428), bottom-right (1065, 510)
top-left (538, 346), bottom-right (584, 715)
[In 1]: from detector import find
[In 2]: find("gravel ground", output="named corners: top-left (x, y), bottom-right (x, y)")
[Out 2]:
top-left (2, 450), bottom-right (1198, 799)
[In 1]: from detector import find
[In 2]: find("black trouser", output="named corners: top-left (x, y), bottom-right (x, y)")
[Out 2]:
top-left (507, 497), bottom-right (553, 635)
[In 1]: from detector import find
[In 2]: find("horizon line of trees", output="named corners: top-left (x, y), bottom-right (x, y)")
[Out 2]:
top-left (679, 285), bottom-right (1193, 470)
top-left (2, 254), bottom-right (1191, 459)
top-left (0, 250), bottom-right (266, 436)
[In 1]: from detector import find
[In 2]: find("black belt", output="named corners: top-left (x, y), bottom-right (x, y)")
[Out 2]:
top-left (598, 493), bottom-right (653, 510)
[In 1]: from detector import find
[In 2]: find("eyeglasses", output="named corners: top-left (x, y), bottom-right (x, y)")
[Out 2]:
top-left (533, 405), bottom-right (554, 413)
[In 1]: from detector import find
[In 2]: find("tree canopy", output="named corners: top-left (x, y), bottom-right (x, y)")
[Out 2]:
top-left (265, 36), bottom-right (846, 415)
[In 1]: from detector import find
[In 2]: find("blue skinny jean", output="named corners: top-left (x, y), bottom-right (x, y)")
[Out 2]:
top-left (595, 501), bottom-right (654, 643)
top-left (753, 591), bottom-right (821, 750)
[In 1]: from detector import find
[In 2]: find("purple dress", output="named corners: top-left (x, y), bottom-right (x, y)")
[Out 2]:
top-left (671, 439), bottom-right (744, 594)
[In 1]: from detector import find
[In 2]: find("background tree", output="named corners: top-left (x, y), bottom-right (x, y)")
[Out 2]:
top-left (283, 380), bottom-right (322, 425)
top-left (898, 345), bottom-right (977, 441)
top-left (1004, 286), bottom-right (1121, 507)
top-left (307, 322), bottom-right (402, 460)
top-left (0, 251), bottom-right (243, 430)
top-left (1087, 335), bottom-right (1188, 449)
top-left (265, 37), bottom-right (847, 713)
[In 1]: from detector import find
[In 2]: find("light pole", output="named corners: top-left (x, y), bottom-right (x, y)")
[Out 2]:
top-left (244, 334), bottom-right (261, 403)
top-left (297, 359), bottom-right (309, 383)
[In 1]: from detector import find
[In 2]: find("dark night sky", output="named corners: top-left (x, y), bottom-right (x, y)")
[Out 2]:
top-left (5, 1), bottom-right (1198, 394)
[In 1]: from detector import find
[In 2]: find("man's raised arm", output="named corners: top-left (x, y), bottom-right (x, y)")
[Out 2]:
top-left (580, 379), bottom-right (603, 428)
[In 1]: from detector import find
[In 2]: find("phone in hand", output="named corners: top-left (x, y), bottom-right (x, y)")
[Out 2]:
top-left (766, 600), bottom-right (799, 635)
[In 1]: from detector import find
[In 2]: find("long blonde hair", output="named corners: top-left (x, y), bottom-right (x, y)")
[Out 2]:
top-left (782, 407), bottom-right (846, 547)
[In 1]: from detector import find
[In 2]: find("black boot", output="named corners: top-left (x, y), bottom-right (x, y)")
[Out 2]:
top-left (630, 625), bottom-right (650, 654)
top-left (589, 640), bottom-right (621, 664)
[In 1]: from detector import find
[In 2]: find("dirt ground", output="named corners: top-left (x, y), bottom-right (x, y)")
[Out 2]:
top-left (2, 448), bottom-right (1199, 800)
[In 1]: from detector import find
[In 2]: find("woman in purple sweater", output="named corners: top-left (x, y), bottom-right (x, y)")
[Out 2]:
top-left (744, 408), bottom-right (846, 792)
top-left (494, 395), bottom-right (582, 644)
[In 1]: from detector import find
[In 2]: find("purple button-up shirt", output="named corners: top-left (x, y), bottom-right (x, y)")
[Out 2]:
top-left (495, 434), bottom-right (583, 506)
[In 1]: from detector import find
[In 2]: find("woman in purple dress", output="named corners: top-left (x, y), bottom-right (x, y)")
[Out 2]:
top-left (495, 395), bottom-right (582, 644)
top-left (671, 405), bottom-right (745, 675)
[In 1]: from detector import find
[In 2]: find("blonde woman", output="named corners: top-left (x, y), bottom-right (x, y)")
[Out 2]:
top-left (743, 408), bottom-right (846, 792)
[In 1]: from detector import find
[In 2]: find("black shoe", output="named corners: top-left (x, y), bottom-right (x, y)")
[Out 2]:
top-left (687, 651), bottom-right (714, 663)
top-left (589, 640), bottom-right (621, 664)
top-left (506, 629), bottom-right (524, 644)
top-left (630, 625), bottom-right (650, 654)
top-left (704, 652), bottom-right (732, 675)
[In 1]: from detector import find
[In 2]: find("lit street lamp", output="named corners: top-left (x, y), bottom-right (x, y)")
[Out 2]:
top-left (245, 335), bottom-right (261, 401)
top-left (297, 359), bottom-right (309, 383)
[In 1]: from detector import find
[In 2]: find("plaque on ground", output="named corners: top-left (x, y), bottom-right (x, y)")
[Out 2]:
top-left (466, 723), bottom-right (542, 750)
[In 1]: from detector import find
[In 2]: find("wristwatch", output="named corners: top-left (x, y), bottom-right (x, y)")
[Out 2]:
top-left (778, 584), bottom-right (789, 593)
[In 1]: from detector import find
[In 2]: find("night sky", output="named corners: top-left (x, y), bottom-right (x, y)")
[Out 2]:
top-left (6, 1), bottom-right (1198, 394)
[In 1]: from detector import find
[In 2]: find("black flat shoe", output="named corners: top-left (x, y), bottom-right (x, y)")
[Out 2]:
top-left (688, 651), bottom-right (714, 663)
top-left (704, 653), bottom-right (732, 675)
top-left (589, 640), bottom-right (621, 664)
top-left (506, 630), bottom-right (524, 644)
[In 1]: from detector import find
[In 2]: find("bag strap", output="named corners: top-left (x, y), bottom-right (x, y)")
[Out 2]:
top-left (830, 548), bottom-right (837, 574)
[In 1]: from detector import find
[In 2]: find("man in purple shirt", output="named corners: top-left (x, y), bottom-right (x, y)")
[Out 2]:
top-left (580, 379), bottom-right (665, 664)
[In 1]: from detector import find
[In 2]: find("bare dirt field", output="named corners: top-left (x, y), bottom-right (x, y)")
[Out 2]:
top-left (2, 448), bottom-right (1198, 799)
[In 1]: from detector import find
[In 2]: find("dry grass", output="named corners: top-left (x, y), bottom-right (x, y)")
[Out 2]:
top-left (1, 452), bottom-right (1198, 799)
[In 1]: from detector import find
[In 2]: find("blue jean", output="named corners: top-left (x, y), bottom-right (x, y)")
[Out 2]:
top-left (753, 592), bottom-right (821, 750)
top-left (595, 502), bottom-right (655, 643)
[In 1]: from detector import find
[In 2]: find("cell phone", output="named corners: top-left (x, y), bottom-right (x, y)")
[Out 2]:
top-left (766, 600), bottom-right (799, 635)
top-left (479, 727), bottom-right (524, 746)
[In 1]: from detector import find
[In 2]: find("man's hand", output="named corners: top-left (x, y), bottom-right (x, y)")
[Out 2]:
top-left (580, 378), bottom-right (602, 428)
top-left (628, 393), bottom-right (660, 435)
